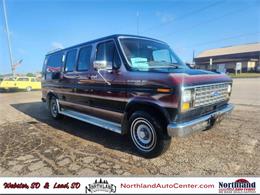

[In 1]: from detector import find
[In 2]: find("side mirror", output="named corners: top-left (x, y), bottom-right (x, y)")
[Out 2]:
top-left (93, 60), bottom-right (108, 70)
top-left (93, 60), bottom-right (112, 85)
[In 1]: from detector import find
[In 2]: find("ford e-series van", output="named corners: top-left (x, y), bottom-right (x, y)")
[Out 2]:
top-left (42, 34), bottom-right (233, 158)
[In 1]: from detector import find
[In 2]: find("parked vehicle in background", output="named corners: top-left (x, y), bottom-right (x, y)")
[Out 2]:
top-left (0, 77), bottom-right (16, 91)
top-left (42, 34), bottom-right (234, 158)
top-left (0, 76), bottom-right (41, 92)
top-left (255, 65), bottom-right (260, 73)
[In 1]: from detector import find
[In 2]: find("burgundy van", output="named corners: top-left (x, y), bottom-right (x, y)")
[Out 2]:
top-left (42, 34), bottom-right (234, 158)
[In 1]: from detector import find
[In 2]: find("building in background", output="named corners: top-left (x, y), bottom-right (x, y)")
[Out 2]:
top-left (194, 43), bottom-right (260, 73)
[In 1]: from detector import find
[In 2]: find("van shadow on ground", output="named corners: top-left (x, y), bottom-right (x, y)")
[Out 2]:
top-left (11, 102), bottom-right (133, 155)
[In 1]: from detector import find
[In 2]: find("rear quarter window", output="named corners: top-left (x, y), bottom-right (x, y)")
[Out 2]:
top-left (46, 52), bottom-right (64, 72)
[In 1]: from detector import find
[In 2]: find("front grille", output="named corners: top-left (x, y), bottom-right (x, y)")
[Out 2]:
top-left (193, 83), bottom-right (229, 107)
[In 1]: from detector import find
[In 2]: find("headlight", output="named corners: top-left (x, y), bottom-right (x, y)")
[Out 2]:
top-left (227, 84), bottom-right (232, 93)
top-left (226, 84), bottom-right (232, 99)
top-left (181, 89), bottom-right (193, 112)
top-left (182, 89), bottom-right (192, 102)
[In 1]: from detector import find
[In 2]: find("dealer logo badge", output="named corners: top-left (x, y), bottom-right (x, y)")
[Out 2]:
top-left (85, 178), bottom-right (116, 194)
top-left (219, 178), bottom-right (256, 194)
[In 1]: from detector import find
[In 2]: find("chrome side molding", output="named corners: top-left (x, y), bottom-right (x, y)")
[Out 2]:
top-left (56, 100), bottom-right (122, 134)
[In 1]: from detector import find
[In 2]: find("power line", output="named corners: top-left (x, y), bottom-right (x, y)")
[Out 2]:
top-left (163, 5), bottom-right (252, 38)
top-left (192, 32), bottom-right (260, 47)
top-left (142, 0), bottom-right (225, 33)
top-left (174, 32), bottom-right (260, 51)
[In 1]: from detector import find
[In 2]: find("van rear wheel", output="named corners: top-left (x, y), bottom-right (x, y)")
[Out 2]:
top-left (49, 97), bottom-right (62, 119)
top-left (128, 111), bottom-right (171, 158)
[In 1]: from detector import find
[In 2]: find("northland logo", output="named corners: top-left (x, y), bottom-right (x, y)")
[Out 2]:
top-left (219, 178), bottom-right (256, 194)
top-left (85, 178), bottom-right (116, 194)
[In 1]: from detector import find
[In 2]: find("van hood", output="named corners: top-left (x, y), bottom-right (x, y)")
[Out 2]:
top-left (169, 68), bottom-right (232, 87)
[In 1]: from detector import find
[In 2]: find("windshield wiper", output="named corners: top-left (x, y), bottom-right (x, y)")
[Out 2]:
top-left (130, 62), bottom-right (184, 71)
top-left (148, 61), bottom-right (184, 69)
top-left (131, 66), bottom-right (181, 71)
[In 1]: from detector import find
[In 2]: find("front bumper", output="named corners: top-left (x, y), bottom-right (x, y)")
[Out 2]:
top-left (167, 103), bottom-right (234, 137)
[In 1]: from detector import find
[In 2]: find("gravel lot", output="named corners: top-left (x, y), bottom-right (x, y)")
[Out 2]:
top-left (0, 78), bottom-right (259, 176)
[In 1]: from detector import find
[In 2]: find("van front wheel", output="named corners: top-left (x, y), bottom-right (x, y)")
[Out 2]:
top-left (128, 111), bottom-right (171, 158)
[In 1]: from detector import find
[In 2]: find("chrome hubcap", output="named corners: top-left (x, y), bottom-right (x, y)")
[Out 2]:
top-left (130, 117), bottom-right (157, 152)
top-left (137, 125), bottom-right (152, 144)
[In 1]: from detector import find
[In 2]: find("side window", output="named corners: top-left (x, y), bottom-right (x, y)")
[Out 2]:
top-left (17, 78), bottom-right (29, 81)
top-left (65, 49), bottom-right (77, 72)
top-left (46, 52), bottom-right (63, 72)
top-left (96, 41), bottom-right (121, 69)
top-left (5, 78), bottom-right (15, 81)
top-left (113, 49), bottom-right (121, 69)
top-left (77, 46), bottom-right (92, 71)
top-left (31, 78), bottom-right (36, 82)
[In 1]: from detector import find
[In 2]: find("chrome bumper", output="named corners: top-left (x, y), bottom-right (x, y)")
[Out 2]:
top-left (167, 104), bottom-right (234, 137)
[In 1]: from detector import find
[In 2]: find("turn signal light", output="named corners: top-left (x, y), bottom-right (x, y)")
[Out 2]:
top-left (181, 102), bottom-right (190, 111)
top-left (157, 88), bottom-right (171, 93)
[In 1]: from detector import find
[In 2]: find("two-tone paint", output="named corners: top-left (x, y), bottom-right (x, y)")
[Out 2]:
top-left (42, 34), bottom-right (232, 135)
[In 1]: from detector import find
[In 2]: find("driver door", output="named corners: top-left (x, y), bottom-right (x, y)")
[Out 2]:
top-left (85, 40), bottom-right (126, 123)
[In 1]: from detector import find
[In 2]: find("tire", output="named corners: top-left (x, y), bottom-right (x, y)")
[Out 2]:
top-left (26, 86), bottom-right (32, 92)
top-left (128, 111), bottom-right (171, 158)
top-left (49, 96), bottom-right (62, 119)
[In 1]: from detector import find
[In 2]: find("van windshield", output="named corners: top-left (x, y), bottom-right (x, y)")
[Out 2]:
top-left (119, 38), bottom-right (187, 71)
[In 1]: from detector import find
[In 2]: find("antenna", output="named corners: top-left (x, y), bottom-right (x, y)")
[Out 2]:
top-left (136, 11), bottom-right (139, 35)
top-left (2, 0), bottom-right (15, 77)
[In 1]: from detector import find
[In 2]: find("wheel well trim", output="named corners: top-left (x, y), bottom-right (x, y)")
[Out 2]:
top-left (121, 100), bottom-right (171, 134)
top-left (46, 91), bottom-right (59, 108)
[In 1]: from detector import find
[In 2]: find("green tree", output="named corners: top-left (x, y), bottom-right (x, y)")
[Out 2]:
top-left (26, 73), bottom-right (35, 77)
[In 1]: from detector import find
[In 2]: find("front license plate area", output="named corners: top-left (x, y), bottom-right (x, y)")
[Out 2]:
top-left (191, 120), bottom-right (209, 132)
top-left (208, 112), bottom-right (225, 127)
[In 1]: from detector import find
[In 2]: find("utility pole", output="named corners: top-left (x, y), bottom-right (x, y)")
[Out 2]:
top-left (192, 50), bottom-right (195, 63)
top-left (209, 58), bottom-right (213, 70)
top-left (192, 49), bottom-right (195, 68)
top-left (2, 0), bottom-right (15, 77)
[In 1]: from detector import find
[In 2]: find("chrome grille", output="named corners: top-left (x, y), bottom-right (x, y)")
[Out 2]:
top-left (193, 83), bottom-right (229, 107)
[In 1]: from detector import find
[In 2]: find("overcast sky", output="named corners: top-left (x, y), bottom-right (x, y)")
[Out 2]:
top-left (0, 0), bottom-right (259, 74)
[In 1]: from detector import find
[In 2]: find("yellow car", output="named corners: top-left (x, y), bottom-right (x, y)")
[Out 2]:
top-left (0, 77), bottom-right (41, 92)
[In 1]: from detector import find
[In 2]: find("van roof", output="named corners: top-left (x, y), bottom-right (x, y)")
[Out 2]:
top-left (46, 34), bottom-right (167, 56)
